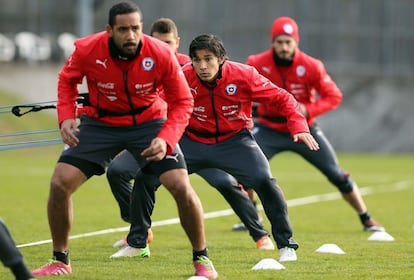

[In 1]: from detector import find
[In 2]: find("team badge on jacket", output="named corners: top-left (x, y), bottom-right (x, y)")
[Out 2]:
top-left (296, 65), bottom-right (306, 77)
top-left (225, 84), bottom-right (237, 95)
top-left (142, 57), bottom-right (155, 71)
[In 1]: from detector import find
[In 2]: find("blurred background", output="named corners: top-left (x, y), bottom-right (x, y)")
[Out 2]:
top-left (0, 0), bottom-right (413, 152)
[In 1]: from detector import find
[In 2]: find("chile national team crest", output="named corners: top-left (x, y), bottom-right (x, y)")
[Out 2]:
top-left (142, 57), bottom-right (155, 71)
top-left (296, 65), bottom-right (306, 77)
top-left (225, 84), bottom-right (237, 95)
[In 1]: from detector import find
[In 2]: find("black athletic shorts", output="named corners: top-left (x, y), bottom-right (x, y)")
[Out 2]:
top-left (58, 115), bottom-right (186, 178)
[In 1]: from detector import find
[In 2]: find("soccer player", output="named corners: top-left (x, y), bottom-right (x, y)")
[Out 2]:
top-left (31, 2), bottom-right (217, 278)
top-left (126, 33), bottom-right (320, 263)
top-left (0, 219), bottom-right (34, 280)
top-left (149, 17), bottom-right (191, 66)
top-left (108, 18), bottom-right (273, 251)
top-left (232, 16), bottom-right (385, 232)
top-left (106, 17), bottom-right (190, 247)
top-left (106, 17), bottom-right (191, 224)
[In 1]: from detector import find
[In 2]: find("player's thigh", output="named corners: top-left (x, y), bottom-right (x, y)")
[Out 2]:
top-left (159, 168), bottom-right (193, 197)
top-left (51, 162), bottom-right (88, 193)
top-left (297, 125), bottom-right (341, 175)
top-left (197, 168), bottom-right (237, 188)
top-left (253, 123), bottom-right (288, 158)
top-left (213, 132), bottom-right (273, 187)
top-left (107, 150), bottom-right (139, 178)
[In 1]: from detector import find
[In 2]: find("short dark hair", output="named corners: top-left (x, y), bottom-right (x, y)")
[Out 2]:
top-left (189, 34), bottom-right (227, 59)
top-left (150, 18), bottom-right (178, 37)
top-left (108, 1), bottom-right (142, 26)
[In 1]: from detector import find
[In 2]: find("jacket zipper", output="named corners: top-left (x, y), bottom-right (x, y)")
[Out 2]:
top-left (123, 71), bottom-right (137, 125)
top-left (209, 88), bottom-right (220, 143)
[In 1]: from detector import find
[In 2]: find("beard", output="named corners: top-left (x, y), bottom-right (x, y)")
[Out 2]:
top-left (109, 38), bottom-right (139, 60)
top-left (273, 49), bottom-right (294, 66)
top-left (119, 42), bottom-right (138, 58)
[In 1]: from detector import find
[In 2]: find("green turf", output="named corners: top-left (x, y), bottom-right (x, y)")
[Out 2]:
top-left (1, 91), bottom-right (414, 279)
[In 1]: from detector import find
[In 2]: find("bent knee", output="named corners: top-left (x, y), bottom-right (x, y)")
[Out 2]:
top-left (166, 180), bottom-right (194, 198)
top-left (249, 174), bottom-right (275, 189)
top-left (106, 163), bottom-right (124, 179)
top-left (50, 164), bottom-right (86, 195)
top-left (330, 174), bottom-right (354, 193)
top-left (161, 170), bottom-right (194, 197)
top-left (50, 175), bottom-right (72, 198)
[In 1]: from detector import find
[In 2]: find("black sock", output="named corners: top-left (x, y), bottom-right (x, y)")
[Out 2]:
top-left (10, 262), bottom-right (33, 280)
top-left (192, 248), bottom-right (208, 261)
top-left (359, 212), bottom-right (371, 223)
top-left (53, 250), bottom-right (69, 265)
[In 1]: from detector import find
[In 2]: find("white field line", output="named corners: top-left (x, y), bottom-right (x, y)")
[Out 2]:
top-left (17, 180), bottom-right (413, 248)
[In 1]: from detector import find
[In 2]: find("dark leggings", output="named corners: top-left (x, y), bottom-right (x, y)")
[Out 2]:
top-left (253, 122), bottom-right (354, 193)
top-left (107, 151), bottom-right (268, 245)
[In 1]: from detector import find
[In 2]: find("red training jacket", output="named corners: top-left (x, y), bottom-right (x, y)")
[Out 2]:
top-left (182, 60), bottom-right (309, 144)
top-left (246, 48), bottom-right (342, 132)
top-left (176, 52), bottom-right (191, 66)
top-left (157, 52), bottom-right (191, 100)
top-left (57, 32), bottom-right (193, 153)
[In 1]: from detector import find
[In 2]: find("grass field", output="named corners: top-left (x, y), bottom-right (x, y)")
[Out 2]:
top-left (1, 92), bottom-right (414, 279)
